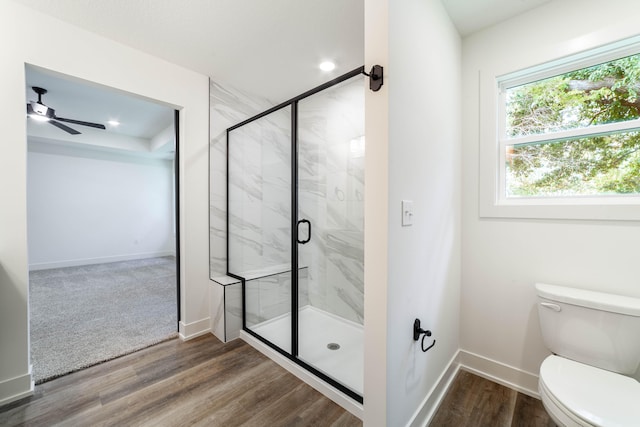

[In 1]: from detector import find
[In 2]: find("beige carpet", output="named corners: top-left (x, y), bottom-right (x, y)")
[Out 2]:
top-left (29, 257), bottom-right (178, 383)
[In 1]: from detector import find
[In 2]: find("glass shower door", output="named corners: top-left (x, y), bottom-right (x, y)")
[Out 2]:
top-left (227, 105), bottom-right (293, 352)
top-left (227, 68), bottom-right (365, 402)
top-left (296, 76), bottom-right (365, 397)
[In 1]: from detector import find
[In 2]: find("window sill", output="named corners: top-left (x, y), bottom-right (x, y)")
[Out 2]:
top-left (480, 197), bottom-right (640, 221)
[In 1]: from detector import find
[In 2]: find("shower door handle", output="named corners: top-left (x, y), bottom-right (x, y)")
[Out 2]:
top-left (296, 219), bottom-right (311, 244)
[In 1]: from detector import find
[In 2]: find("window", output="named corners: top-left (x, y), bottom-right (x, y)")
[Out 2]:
top-left (480, 36), bottom-right (640, 221)
top-left (500, 52), bottom-right (640, 199)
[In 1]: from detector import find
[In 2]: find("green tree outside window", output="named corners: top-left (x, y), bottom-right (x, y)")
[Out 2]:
top-left (505, 54), bottom-right (640, 197)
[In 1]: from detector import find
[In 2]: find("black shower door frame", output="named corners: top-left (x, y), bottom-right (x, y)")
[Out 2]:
top-left (226, 66), bottom-right (364, 403)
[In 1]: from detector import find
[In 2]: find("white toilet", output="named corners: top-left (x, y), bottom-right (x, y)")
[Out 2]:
top-left (535, 282), bottom-right (640, 427)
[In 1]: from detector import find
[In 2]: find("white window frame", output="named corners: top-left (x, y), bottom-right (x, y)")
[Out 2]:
top-left (479, 35), bottom-right (640, 221)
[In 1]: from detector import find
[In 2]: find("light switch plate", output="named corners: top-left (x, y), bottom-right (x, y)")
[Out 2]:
top-left (402, 200), bottom-right (413, 226)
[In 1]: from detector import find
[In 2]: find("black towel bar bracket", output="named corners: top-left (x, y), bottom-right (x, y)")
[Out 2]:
top-left (362, 65), bottom-right (384, 92)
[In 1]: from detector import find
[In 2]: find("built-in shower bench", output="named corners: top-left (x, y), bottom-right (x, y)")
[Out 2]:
top-left (210, 264), bottom-right (308, 342)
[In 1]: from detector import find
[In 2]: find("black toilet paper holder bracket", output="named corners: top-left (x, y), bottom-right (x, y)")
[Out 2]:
top-left (413, 318), bottom-right (436, 353)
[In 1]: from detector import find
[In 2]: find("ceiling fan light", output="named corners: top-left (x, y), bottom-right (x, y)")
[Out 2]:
top-left (26, 86), bottom-right (105, 134)
top-left (27, 102), bottom-right (52, 121)
top-left (30, 102), bottom-right (49, 116)
top-left (29, 114), bottom-right (50, 122)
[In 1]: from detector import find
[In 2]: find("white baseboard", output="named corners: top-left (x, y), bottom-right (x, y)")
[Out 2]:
top-left (29, 251), bottom-right (176, 271)
top-left (179, 318), bottom-right (211, 340)
top-left (240, 330), bottom-right (364, 420)
top-left (408, 351), bottom-right (461, 427)
top-left (458, 349), bottom-right (540, 399)
top-left (0, 367), bottom-right (34, 406)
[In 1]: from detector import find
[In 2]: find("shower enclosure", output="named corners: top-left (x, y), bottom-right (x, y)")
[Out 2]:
top-left (227, 68), bottom-right (364, 401)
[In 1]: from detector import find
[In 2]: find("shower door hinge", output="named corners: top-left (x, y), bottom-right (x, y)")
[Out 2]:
top-left (363, 65), bottom-right (384, 92)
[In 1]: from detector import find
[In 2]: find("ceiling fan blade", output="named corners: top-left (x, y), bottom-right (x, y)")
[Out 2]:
top-left (55, 116), bottom-right (106, 130)
top-left (49, 120), bottom-right (81, 135)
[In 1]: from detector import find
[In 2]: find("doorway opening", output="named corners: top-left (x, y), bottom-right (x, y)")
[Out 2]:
top-left (25, 65), bottom-right (180, 383)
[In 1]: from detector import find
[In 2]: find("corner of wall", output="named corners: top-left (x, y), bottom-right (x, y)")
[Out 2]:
top-left (0, 367), bottom-right (34, 407)
top-left (458, 349), bottom-right (540, 398)
top-left (408, 351), bottom-right (461, 427)
top-left (178, 318), bottom-right (211, 341)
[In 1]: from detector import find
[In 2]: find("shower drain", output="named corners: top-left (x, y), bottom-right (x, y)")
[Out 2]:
top-left (327, 343), bottom-right (340, 350)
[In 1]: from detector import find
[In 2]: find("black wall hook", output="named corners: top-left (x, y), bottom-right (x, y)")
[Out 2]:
top-left (363, 65), bottom-right (384, 92)
top-left (413, 318), bottom-right (436, 353)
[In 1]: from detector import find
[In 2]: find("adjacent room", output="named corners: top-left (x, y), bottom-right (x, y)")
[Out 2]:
top-left (25, 65), bottom-right (179, 383)
top-left (2, 0), bottom-right (640, 426)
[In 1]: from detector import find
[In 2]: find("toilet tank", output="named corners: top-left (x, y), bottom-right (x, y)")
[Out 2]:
top-left (535, 283), bottom-right (640, 375)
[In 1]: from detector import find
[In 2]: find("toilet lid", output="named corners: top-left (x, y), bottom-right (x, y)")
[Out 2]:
top-left (540, 355), bottom-right (640, 427)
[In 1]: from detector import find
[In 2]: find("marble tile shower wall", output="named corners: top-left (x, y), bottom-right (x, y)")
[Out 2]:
top-left (210, 81), bottom-right (275, 277)
top-left (210, 81), bottom-right (275, 340)
top-left (297, 78), bottom-right (365, 325)
top-left (227, 107), bottom-right (291, 275)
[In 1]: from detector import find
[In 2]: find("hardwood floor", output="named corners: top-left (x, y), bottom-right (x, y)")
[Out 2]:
top-left (1, 334), bottom-right (555, 427)
top-left (0, 334), bottom-right (361, 427)
top-left (430, 370), bottom-right (556, 427)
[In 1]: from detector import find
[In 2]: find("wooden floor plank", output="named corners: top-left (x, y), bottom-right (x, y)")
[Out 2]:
top-left (510, 393), bottom-right (556, 427)
top-left (241, 382), bottom-right (330, 427)
top-left (1, 334), bottom-right (556, 427)
top-left (87, 344), bottom-right (267, 426)
top-left (333, 411), bottom-right (364, 427)
top-left (431, 370), bottom-right (556, 427)
top-left (151, 359), bottom-right (287, 426)
top-left (190, 366), bottom-right (302, 426)
top-left (430, 370), bottom-right (490, 426)
top-left (105, 339), bottom-right (246, 406)
top-left (290, 394), bottom-right (356, 426)
top-left (470, 375), bottom-right (517, 427)
top-left (0, 334), bottom-right (361, 427)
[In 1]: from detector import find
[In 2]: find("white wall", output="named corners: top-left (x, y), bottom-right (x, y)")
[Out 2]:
top-left (363, 0), bottom-right (462, 425)
top-left (0, 1), bottom-right (209, 405)
top-left (386, 1), bottom-right (461, 425)
top-left (27, 142), bottom-right (175, 269)
top-left (461, 0), bottom-right (640, 394)
top-left (363, 0), bottom-right (390, 422)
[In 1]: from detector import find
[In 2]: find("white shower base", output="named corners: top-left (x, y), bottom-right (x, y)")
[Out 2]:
top-left (249, 305), bottom-right (363, 396)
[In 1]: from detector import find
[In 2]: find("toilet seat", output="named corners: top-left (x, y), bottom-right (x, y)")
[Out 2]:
top-left (539, 355), bottom-right (640, 427)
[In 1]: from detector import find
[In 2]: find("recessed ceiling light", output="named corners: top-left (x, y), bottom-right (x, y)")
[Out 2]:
top-left (319, 61), bottom-right (336, 72)
top-left (108, 120), bottom-right (120, 126)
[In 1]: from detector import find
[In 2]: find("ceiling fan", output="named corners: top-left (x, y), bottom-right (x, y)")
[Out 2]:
top-left (26, 86), bottom-right (106, 135)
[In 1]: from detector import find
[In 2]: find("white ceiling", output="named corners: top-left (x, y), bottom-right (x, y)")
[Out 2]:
top-left (14, 0), bottom-right (553, 142)
top-left (26, 65), bottom-right (174, 140)
top-left (442, 0), bottom-right (552, 36)
top-left (13, 0), bottom-right (552, 101)
top-left (14, 0), bottom-right (364, 104)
